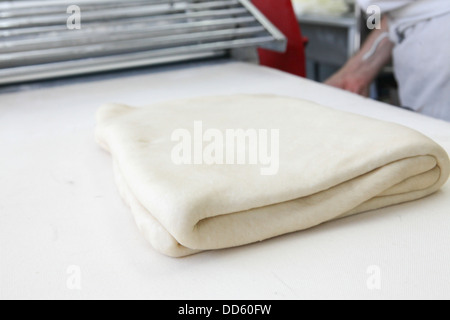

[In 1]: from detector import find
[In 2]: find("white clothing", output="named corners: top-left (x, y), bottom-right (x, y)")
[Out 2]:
top-left (358, 0), bottom-right (450, 42)
top-left (392, 15), bottom-right (450, 121)
top-left (357, 0), bottom-right (450, 121)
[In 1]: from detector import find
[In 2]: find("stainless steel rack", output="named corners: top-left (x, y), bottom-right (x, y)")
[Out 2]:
top-left (0, 0), bottom-right (286, 85)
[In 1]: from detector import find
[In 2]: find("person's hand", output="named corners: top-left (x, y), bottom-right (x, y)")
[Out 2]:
top-left (325, 71), bottom-right (371, 97)
top-left (324, 15), bottom-right (393, 98)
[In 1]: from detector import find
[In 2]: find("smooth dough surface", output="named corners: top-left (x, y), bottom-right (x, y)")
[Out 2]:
top-left (95, 94), bottom-right (450, 257)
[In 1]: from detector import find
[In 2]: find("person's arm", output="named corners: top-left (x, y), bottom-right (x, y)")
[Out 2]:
top-left (324, 16), bottom-right (394, 96)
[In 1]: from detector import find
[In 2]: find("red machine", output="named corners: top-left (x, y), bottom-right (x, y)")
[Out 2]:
top-left (253, 0), bottom-right (307, 77)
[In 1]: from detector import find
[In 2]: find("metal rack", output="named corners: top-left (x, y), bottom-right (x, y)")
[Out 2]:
top-left (0, 0), bottom-right (286, 85)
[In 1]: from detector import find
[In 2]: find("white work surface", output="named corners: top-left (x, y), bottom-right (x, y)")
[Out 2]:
top-left (1, 61), bottom-right (449, 300)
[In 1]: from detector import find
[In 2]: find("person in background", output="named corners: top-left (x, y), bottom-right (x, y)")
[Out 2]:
top-left (325, 0), bottom-right (450, 122)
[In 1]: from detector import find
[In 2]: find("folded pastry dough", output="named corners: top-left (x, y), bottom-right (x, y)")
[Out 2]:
top-left (95, 95), bottom-right (450, 257)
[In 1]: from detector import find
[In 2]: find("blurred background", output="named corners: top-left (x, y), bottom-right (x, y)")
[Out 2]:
top-left (292, 0), bottom-right (398, 106)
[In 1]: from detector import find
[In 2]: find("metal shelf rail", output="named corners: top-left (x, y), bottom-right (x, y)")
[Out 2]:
top-left (0, 0), bottom-right (286, 85)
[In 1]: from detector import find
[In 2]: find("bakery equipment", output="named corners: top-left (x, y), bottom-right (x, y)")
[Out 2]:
top-left (0, 0), bottom-right (286, 85)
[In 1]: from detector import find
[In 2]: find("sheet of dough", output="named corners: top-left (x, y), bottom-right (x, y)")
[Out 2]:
top-left (95, 94), bottom-right (450, 257)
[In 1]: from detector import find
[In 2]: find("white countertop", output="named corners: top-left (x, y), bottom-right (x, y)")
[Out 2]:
top-left (1, 60), bottom-right (449, 300)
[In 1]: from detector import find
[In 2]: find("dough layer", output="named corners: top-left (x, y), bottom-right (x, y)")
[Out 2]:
top-left (95, 95), bottom-right (450, 257)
